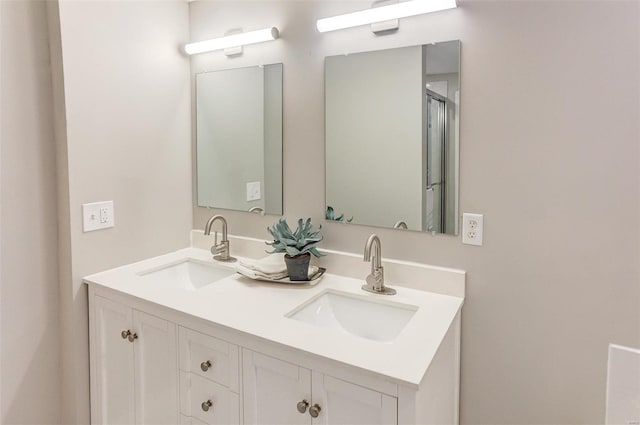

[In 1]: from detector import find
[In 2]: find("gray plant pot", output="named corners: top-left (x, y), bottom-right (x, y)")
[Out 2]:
top-left (284, 253), bottom-right (311, 281)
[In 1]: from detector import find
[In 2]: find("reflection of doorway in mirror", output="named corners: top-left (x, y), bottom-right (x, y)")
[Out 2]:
top-left (425, 91), bottom-right (447, 233)
top-left (424, 40), bottom-right (460, 235)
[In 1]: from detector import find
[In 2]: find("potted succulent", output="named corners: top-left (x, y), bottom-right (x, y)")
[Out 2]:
top-left (266, 217), bottom-right (325, 281)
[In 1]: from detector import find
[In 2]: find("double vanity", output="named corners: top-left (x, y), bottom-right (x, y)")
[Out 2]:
top-left (80, 3), bottom-right (466, 424)
top-left (85, 231), bottom-right (465, 425)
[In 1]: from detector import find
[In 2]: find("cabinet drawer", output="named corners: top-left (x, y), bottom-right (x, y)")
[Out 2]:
top-left (180, 373), bottom-right (240, 425)
top-left (181, 414), bottom-right (208, 425)
top-left (179, 326), bottom-right (239, 391)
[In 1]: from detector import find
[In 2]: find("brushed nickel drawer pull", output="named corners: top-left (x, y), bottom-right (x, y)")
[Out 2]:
top-left (297, 400), bottom-right (309, 414)
top-left (201, 400), bottom-right (213, 412)
top-left (309, 404), bottom-right (321, 418)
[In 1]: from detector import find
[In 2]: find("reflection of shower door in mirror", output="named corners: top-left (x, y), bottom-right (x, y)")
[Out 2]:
top-left (424, 91), bottom-right (447, 233)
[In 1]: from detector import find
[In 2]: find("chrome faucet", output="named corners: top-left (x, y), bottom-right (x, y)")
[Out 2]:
top-left (362, 234), bottom-right (396, 295)
top-left (393, 220), bottom-right (408, 230)
top-left (204, 215), bottom-right (236, 262)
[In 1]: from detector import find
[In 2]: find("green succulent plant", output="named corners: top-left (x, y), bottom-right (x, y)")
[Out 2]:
top-left (266, 217), bottom-right (326, 258)
top-left (326, 206), bottom-right (353, 223)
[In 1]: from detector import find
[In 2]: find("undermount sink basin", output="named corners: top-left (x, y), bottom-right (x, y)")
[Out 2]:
top-left (286, 290), bottom-right (418, 343)
top-left (137, 259), bottom-right (234, 291)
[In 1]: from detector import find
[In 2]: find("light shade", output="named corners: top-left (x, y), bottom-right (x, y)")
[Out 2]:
top-left (185, 27), bottom-right (279, 55)
top-left (316, 0), bottom-right (457, 33)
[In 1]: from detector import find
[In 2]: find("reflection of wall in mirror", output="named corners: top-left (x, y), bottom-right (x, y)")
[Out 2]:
top-left (326, 46), bottom-right (423, 230)
top-left (263, 65), bottom-right (283, 215)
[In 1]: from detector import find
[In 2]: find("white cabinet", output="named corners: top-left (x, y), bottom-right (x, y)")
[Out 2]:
top-left (89, 289), bottom-right (459, 425)
top-left (242, 350), bottom-right (397, 425)
top-left (90, 296), bottom-right (178, 425)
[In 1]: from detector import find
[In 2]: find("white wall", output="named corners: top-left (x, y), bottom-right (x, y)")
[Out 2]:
top-left (52, 1), bottom-right (192, 422)
top-left (191, 1), bottom-right (640, 423)
top-left (0, 1), bottom-right (62, 423)
top-left (325, 46), bottom-right (423, 229)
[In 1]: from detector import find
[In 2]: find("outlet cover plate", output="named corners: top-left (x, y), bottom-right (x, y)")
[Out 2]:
top-left (462, 213), bottom-right (483, 246)
top-left (83, 201), bottom-right (115, 232)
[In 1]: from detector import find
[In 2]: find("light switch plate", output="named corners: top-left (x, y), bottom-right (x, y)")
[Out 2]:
top-left (246, 182), bottom-right (261, 201)
top-left (83, 201), bottom-right (115, 232)
top-left (462, 213), bottom-right (483, 246)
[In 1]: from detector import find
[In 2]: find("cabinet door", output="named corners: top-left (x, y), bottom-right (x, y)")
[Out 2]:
top-left (311, 372), bottom-right (397, 425)
top-left (133, 310), bottom-right (179, 424)
top-left (242, 349), bottom-right (312, 425)
top-left (93, 296), bottom-right (135, 425)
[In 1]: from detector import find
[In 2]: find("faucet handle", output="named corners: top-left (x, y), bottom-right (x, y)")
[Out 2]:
top-left (366, 266), bottom-right (383, 287)
top-left (212, 239), bottom-right (235, 263)
top-left (210, 232), bottom-right (220, 256)
top-left (362, 266), bottom-right (395, 295)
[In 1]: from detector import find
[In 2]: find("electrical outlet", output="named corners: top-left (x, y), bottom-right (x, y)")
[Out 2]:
top-left (462, 213), bottom-right (483, 246)
top-left (83, 201), bottom-right (115, 232)
top-left (100, 206), bottom-right (110, 224)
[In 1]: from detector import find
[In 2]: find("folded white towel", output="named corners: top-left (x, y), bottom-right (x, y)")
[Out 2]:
top-left (236, 264), bottom-right (289, 280)
top-left (236, 262), bottom-right (320, 281)
top-left (239, 255), bottom-right (287, 275)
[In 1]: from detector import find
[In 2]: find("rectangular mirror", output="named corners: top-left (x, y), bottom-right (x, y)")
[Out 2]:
top-left (196, 63), bottom-right (283, 215)
top-left (325, 41), bottom-right (460, 235)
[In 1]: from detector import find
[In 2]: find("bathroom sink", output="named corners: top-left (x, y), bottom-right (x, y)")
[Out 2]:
top-left (286, 290), bottom-right (418, 343)
top-left (137, 259), bottom-right (234, 291)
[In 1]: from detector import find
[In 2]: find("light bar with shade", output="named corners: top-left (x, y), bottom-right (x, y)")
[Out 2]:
top-left (184, 27), bottom-right (279, 55)
top-left (316, 0), bottom-right (457, 33)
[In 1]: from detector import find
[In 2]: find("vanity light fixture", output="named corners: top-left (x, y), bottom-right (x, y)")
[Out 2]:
top-left (316, 0), bottom-right (457, 33)
top-left (184, 27), bottom-right (279, 55)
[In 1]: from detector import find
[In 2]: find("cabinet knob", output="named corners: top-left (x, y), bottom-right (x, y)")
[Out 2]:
top-left (201, 400), bottom-right (213, 412)
top-left (200, 360), bottom-right (212, 372)
top-left (127, 332), bottom-right (138, 343)
top-left (309, 404), bottom-right (321, 418)
top-left (296, 400), bottom-right (309, 414)
top-left (121, 330), bottom-right (131, 339)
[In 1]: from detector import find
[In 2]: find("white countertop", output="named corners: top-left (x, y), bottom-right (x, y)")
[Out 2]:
top-left (83, 247), bottom-right (463, 387)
